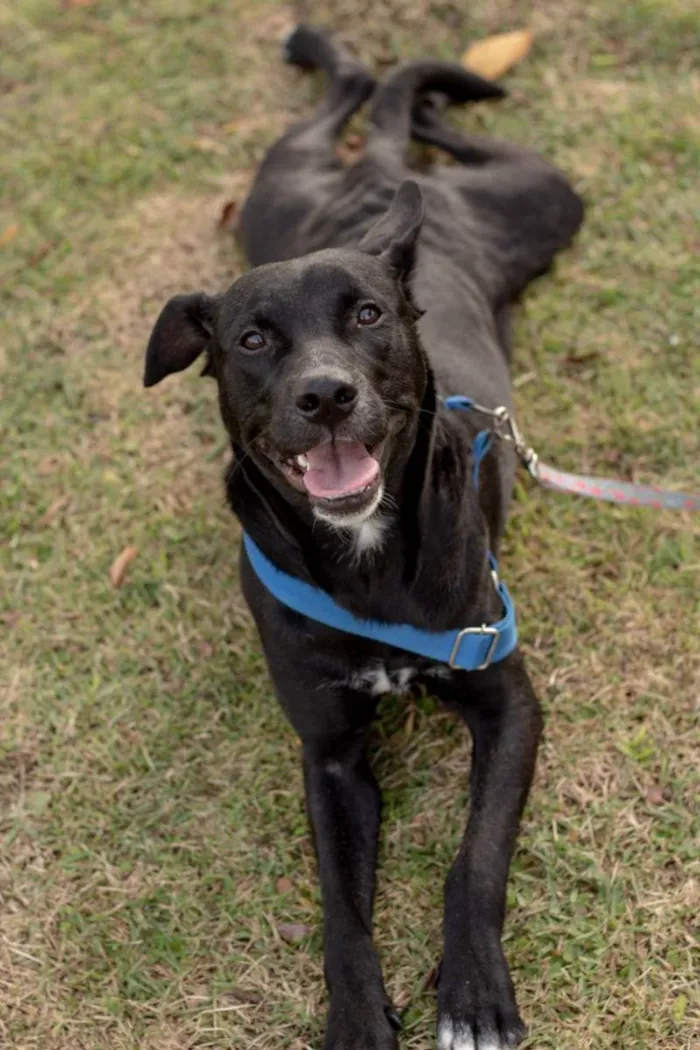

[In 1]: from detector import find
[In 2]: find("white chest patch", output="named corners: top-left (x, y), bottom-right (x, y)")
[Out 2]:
top-left (348, 515), bottom-right (389, 556)
top-left (350, 665), bottom-right (396, 696)
top-left (349, 665), bottom-right (414, 696)
top-left (347, 663), bottom-right (452, 696)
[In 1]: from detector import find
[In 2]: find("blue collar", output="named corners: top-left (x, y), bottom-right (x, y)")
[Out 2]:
top-left (241, 396), bottom-right (517, 672)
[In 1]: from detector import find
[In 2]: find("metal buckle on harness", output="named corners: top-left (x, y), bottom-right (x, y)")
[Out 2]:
top-left (448, 625), bottom-right (500, 671)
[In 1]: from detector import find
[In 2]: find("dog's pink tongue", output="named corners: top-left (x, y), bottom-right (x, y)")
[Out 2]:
top-left (303, 441), bottom-right (379, 500)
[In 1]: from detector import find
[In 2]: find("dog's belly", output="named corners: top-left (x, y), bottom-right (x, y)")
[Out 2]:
top-left (347, 662), bottom-right (452, 696)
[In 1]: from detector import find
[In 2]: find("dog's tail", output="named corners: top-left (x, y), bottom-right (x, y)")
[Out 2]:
top-left (366, 60), bottom-right (504, 154)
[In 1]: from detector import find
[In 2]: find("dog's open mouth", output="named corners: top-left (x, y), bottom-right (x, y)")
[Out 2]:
top-left (273, 439), bottom-right (384, 520)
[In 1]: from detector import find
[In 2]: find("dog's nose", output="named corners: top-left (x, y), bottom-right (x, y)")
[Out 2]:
top-left (295, 375), bottom-right (358, 426)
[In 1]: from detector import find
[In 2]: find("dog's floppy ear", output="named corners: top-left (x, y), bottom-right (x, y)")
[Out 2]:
top-left (144, 293), bottom-right (215, 388)
top-left (358, 179), bottom-right (424, 278)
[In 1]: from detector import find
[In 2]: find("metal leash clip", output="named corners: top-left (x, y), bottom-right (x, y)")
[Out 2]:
top-left (467, 400), bottom-right (540, 478)
top-left (490, 405), bottom-right (540, 479)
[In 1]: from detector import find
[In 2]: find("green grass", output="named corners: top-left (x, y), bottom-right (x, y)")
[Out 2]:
top-left (1, 1), bottom-right (698, 1048)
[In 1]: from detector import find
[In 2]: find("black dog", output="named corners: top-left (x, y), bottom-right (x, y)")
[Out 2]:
top-left (144, 25), bottom-right (583, 1050)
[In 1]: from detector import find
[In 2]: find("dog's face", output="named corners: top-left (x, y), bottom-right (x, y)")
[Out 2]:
top-left (144, 181), bottom-right (427, 526)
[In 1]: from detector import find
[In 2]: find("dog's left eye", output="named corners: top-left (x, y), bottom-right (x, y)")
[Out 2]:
top-left (241, 330), bottom-right (266, 352)
top-left (357, 303), bottom-right (382, 326)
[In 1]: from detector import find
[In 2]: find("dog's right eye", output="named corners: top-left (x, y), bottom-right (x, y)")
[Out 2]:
top-left (357, 303), bottom-right (382, 326)
top-left (241, 331), bottom-right (266, 352)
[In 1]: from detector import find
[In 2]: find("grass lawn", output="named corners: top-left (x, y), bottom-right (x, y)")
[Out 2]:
top-left (1, 1), bottom-right (698, 1048)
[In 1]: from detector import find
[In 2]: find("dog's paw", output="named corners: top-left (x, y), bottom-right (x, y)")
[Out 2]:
top-left (323, 998), bottom-right (400, 1050)
top-left (280, 24), bottom-right (376, 105)
top-left (323, 1025), bottom-right (398, 1050)
top-left (437, 1015), bottom-right (525, 1050)
top-left (281, 24), bottom-right (328, 68)
top-left (436, 955), bottom-right (525, 1050)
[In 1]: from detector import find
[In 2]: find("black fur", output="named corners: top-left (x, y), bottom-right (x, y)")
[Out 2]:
top-left (144, 25), bottom-right (584, 1050)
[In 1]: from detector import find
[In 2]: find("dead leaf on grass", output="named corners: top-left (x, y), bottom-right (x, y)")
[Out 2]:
top-left (644, 783), bottom-right (666, 806)
top-left (278, 922), bottom-right (312, 943)
top-left (344, 133), bottom-right (364, 152)
top-left (109, 546), bottom-right (138, 588)
top-left (224, 988), bottom-right (263, 1005)
top-left (423, 964), bottom-right (439, 992)
top-left (0, 223), bottom-right (19, 248)
top-left (276, 876), bottom-right (293, 894)
top-left (337, 132), bottom-right (365, 164)
top-left (37, 456), bottom-right (62, 476)
top-left (37, 494), bottom-right (71, 527)
top-left (564, 350), bottom-right (601, 368)
top-left (462, 30), bottom-right (533, 80)
top-left (217, 199), bottom-right (239, 232)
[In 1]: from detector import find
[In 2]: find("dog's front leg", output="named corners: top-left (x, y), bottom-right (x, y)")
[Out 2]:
top-left (303, 722), bottom-right (398, 1050)
top-left (247, 580), bottom-right (398, 1048)
top-left (432, 653), bottom-right (543, 1050)
top-left (259, 633), bottom-right (400, 1050)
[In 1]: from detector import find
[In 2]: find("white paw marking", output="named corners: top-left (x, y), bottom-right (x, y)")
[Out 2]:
top-left (437, 1019), bottom-right (475, 1050)
top-left (437, 1020), bottom-right (510, 1050)
top-left (437, 1019), bottom-right (455, 1050)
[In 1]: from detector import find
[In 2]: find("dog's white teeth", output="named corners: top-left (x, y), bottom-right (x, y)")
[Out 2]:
top-left (295, 454), bottom-right (310, 471)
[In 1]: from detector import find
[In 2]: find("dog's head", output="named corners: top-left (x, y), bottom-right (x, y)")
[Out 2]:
top-left (144, 180), bottom-right (428, 526)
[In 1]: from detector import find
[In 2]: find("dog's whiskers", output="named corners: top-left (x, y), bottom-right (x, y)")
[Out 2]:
top-left (227, 436), bottom-right (263, 481)
top-left (383, 398), bottom-right (438, 421)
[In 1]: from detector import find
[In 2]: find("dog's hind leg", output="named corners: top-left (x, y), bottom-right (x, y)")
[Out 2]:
top-left (238, 26), bottom-right (376, 265)
top-left (412, 102), bottom-right (584, 300)
top-left (363, 61), bottom-right (504, 177)
top-left (281, 24), bottom-right (376, 147)
top-left (412, 99), bottom-right (547, 167)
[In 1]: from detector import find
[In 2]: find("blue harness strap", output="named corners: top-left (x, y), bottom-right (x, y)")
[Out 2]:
top-left (241, 396), bottom-right (517, 672)
top-left (243, 534), bottom-right (516, 672)
top-left (443, 397), bottom-right (492, 492)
